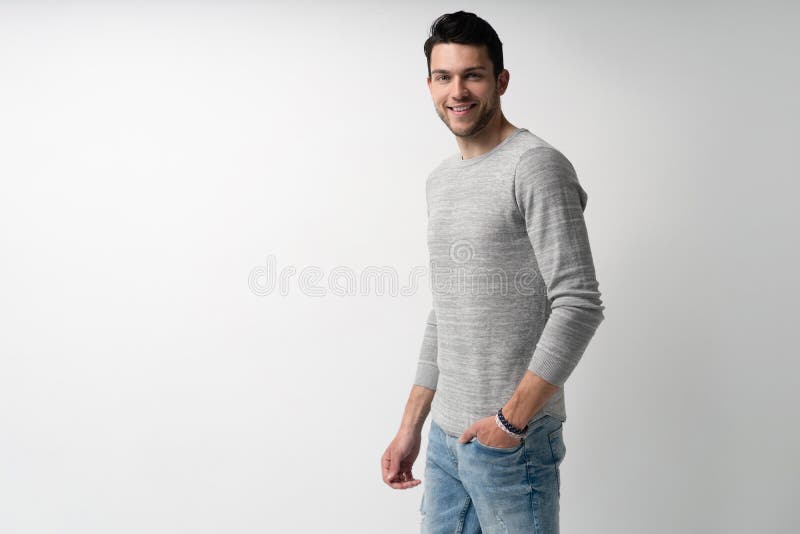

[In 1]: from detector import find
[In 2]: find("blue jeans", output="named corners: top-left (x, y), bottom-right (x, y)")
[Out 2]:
top-left (420, 415), bottom-right (566, 534)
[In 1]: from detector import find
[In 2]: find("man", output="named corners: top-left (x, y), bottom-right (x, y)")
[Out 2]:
top-left (381, 11), bottom-right (605, 533)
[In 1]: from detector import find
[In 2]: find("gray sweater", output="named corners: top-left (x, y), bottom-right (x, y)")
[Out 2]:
top-left (414, 128), bottom-right (605, 437)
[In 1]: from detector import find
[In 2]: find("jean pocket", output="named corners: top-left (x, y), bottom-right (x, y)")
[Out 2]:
top-left (547, 425), bottom-right (566, 496)
top-left (473, 434), bottom-right (524, 454)
top-left (547, 425), bottom-right (566, 464)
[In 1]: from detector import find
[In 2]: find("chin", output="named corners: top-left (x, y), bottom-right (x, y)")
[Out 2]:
top-left (451, 129), bottom-right (474, 138)
top-left (451, 124), bottom-right (482, 138)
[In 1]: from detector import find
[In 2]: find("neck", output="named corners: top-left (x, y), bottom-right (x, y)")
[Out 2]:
top-left (456, 112), bottom-right (518, 160)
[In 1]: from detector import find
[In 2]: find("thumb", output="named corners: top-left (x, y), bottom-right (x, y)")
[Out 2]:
top-left (458, 426), bottom-right (474, 444)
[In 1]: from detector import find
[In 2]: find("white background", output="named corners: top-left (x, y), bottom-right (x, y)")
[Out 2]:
top-left (1, 1), bottom-right (798, 533)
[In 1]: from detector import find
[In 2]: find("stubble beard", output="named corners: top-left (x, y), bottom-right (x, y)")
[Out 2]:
top-left (438, 92), bottom-right (500, 139)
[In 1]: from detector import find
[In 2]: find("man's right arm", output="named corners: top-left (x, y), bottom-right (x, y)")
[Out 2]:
top-left (399, 384), bottom-right (435, 434)
top-left (381, 310), bottom-right (438, 489)
top-left (403, 307), bottom-right (438, 432)
top-left (413, 308), bottom-right (439, 387)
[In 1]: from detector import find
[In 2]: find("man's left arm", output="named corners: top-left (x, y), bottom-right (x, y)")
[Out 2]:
top-left (459, 146), bottom-right (606, 444)
top-left (502, 146), bottom-right (606, 429)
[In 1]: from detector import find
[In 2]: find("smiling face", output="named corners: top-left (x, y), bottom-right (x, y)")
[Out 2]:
top-left (427, 42), bottom-right (509, 139)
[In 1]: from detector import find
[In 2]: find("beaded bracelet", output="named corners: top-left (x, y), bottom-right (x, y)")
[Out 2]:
top-left (496, 407), bottom-right (528, 437)
top-left (495, 414), bottom-right (524, 439)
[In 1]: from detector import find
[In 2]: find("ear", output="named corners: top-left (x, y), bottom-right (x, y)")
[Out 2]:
top-left (497, 69), bottom-right (510, 95)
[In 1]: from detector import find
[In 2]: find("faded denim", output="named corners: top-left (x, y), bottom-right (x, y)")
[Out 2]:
top-left (420, 415), bottom-right (566, 534)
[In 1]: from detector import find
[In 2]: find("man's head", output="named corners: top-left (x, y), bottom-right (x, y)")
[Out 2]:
top-left (424, 11), bottom-right (509, 139)
top-left (424, 11), bottom-right (504, 80)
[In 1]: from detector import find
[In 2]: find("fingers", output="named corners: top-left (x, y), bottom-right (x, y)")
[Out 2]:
top-left (382, 450), bottom-right (403, 487)
top-left (385, 467), bottom-right (420, 489)
top-left (382, 450), bottom-right (398, 483)
top-left (382, 450), bottom-right (421, 489)
top-left (389, 479), bottom-right (421, 490)
top-left (386, 470), bottom-right (421, 490)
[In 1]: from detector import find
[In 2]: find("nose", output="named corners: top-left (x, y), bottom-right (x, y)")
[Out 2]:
top-left (451, 76), bottom-right (470, 99)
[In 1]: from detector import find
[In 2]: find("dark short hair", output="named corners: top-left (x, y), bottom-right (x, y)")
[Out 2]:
top-left (423, 11), bottom-right (504, 79)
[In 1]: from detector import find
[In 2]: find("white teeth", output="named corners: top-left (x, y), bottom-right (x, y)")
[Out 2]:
top-left (451, 105), bottom-right (472, 111)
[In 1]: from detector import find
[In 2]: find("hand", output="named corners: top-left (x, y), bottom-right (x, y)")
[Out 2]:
top-left (381, 430), bottom-right (422, 490)
top-left (458, 415), bottom-right (522, 448)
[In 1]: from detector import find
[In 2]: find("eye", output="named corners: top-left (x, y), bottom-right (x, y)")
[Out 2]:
top-left (467, 73), bottom-right (482, 79)
top-left (435, 75), bottom-right (449, 82)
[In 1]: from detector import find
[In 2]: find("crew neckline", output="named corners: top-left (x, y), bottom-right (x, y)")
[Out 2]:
top-left (453, 127), bottom-right (527, 167)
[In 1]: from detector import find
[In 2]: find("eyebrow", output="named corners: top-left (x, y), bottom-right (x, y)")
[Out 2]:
top-left (430, 66), bottom-right (488, 75)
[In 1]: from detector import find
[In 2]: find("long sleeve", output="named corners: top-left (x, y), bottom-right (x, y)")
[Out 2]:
top-left (413, 308), bottom-right (439, 390)
top-left (513, 147), bottom-right (606, 387)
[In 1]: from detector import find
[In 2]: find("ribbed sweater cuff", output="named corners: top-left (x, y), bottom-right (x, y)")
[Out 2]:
top-left (527, 348), bottom-right (572, 388)
top-left (413, 361), bottom-right (439, 391)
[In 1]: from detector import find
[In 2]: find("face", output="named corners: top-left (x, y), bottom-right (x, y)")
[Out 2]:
top-left (427, 42), bottom-right (509, 139)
